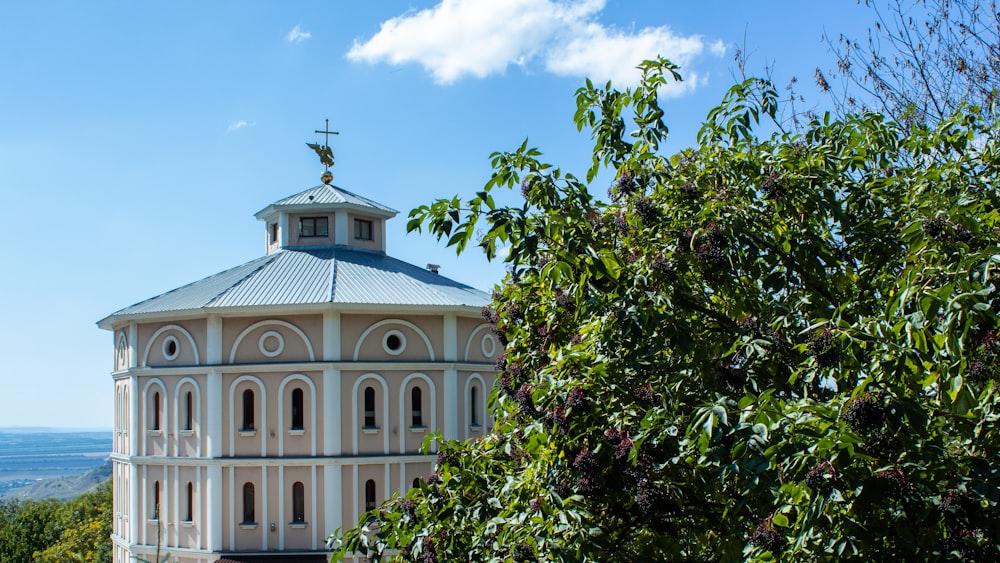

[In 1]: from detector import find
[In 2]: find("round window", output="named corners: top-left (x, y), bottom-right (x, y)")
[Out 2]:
top-left (258, 330), bottom-right (285, 358)
top-left (162, 335), bottom-right (180, 361)
top-left (382, 330), bottom-right (407, 355)
top-left (481, 333), bottom-right (498, 358)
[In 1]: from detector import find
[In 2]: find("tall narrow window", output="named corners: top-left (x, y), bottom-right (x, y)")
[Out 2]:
top-left (153, 481), bottom-right (160, 520)
top-left (152, 392), bottom-right (161, 431)
top-left (292, 482), bottom-right (305, 523)
top-left (365, 480), bottom-right (377, 511)
top-left (291, 388), bottom-right (304, 430)
top-left (185, 482), bottom-right (193, 522)
top-left (270, 223), bottom-right (278, 244)
top-left (411, 387), bottom-right (423, 427)
top-left (184, 391), bottom-right (193, 431)
top-left (363, 386), bottom-right (376, 427)
top-left (242, 389), bottom-right (254, 431)
top-left (242, 483), bottom-right (255, 524)
top-left (470, 386), bottom-right (480, 426)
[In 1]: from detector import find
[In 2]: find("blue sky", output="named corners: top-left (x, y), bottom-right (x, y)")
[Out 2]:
top-left (0, 1), bottom-right (876, 428)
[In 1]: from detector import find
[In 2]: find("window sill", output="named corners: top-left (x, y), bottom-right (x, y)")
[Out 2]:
top-left (182, 520), bottom-right (195, 528)
top-left (239, 522), bottom-right (258, 530)
top-left (409, 425), bottom-right (427, 433)
top-left (361, 426), bottom-right (380, 435)
top-left (288, 429), bottom-right (306, 436)
top-left (146, 430), bottom-right (162, 437)
top-left (239, 429), bottom-right (256, 437)
top-left (148, 518), bottom-right (160, 524)
top-left (469, 425), bottom-right (483, 432)
top-left (288, 522), bottom-right (309, 529)
top-left (180, 430), bottom-right (195, 437)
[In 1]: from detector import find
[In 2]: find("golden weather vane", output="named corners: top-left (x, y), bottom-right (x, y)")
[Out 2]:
top-left (306, 118), bottom-right (339, 183)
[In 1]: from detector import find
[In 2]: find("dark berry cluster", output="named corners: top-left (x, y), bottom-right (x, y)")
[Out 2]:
top-left (400, 498), bottom-right (416, 519)
top-left (566, 387), bottom-right (589, 410)
top-left (545, 405), bottom-right (569, 432)
top-left (520, 178), bottom-right (532, 199)
top-left (573, 448), bottom-right (601, 494)
top-left (482, 306), bottom-right (500, 324)
top-left (943, 528), bottom-right (990, 560)
top-left (843, 393), bottom-right (886, 434)
top-left (876, 467), bottom-right (911, 498)
top-left (804, 460), bottom-right (841, 493)
top-left (807, 327), bottom-right (841, 367)
top-left (555, 290), bottom-right (575, 312)
top-left (739, 315), bottom-right (759, 333)
top-left (436, 448), bottom-right (459, 467)
top-left (750, 517), bottom-right (786, 553)
top-left (608, 170), bottom-right (637, 201)
top-left (614, 211), bottom-right (629, 234)
top-left (968, 329), bottom-right (1000, 384)
top-left (923, 217), bottom-right (972, 243)
top-left (513, 543), bottom-right (535, 562)
top-left (604, 428), bottom-right (633, 459)
top-left (635, 478), bottom-right (665, 515)
top-left (679, 182), bottom-right (698, 196)
top-left (693, 222), bottom-right (727, 268)
top-left (419, 535), bottom-right (439, 563)
top-left (530, 496), bottom-right (543, 513)
top-left (635, 197), bottom-right (659, 225)
top-left (633, 383), bottom-right (658, 405)
top-left (760, 172), bottom-right (786, 199)
top-left (513, 384), bottom-right (535, 415)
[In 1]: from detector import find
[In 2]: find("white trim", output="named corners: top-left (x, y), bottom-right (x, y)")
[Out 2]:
top-left (278, 465), bottom-right (285, 549)
top-left (353, 319), bottom-right (435, 361)
top-left (326, 464), bottom-right (342, 539)
top-left (481, 333), bottom-right (498, 358)
top-left (443, 369), bottom-right (458, 440)
top-left (141, 379), bottom-right (167, 457)
top-left (464, 373), bottom-right (488, 440)
top-left (128, 323), bottom-right (138, 368)
top-left (207, 369), bottom-right (222, 457)
top-left (142, 324), bottom-right (200, 367)
top-left (311, 465), bottom-right (318, 550)
top-left (323, 367), bottom-right (341, 456)
top-left (258, 330), bottom-right (285, 358)
top-left (398, 373), bottom-right (437, 454)
top-left (162, 335), bottom-right (180, 361)
top-left (116, 331), bottom-right (129, 371)
top-left (277, 374), bottom-right (317, 456)
top-left (463, 323), bottom-right (493, 361)
top-left (207, 315), bottom-right (222, 365)
top-left (173, 377), bottom-right (202, 457)
top-left (381, 329), bottom-right (406, 355)
top-left (230, 319), bottom-right (315, 363)
top-left (228, 375), bottom-right (267, 457)
top-left (444, 313), bottom-right (457, 361)
top-left (323, 311), bottom-right (341, 361)
top-left (351, 373), bottom-right (390, 455)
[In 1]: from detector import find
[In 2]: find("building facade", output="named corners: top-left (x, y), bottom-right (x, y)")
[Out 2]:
top-left (99, 177), bottom-right (495, 562)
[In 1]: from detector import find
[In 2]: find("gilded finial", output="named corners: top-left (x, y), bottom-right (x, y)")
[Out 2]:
top-left (306, 118), bottom-right (339, 183)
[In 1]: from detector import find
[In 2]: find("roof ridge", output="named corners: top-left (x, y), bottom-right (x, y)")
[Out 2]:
top-left (203, 254), bottom-right (278, 307)
top-left (329, 249), bottom-right (338, 302)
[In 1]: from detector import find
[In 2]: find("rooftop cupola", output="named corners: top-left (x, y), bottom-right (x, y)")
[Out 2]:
top-left (254, 121), bottom-right (398, 254)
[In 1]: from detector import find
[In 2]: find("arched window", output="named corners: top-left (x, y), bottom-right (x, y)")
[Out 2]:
top-left (411, 386), bottom-right (423, 427)
top-left (292, 481), bottom-right (305, 523)
top-left (412, 477), bottom-right (420, 490)
top-left (184, 391), bottom-right (193, 431)
top-left (365, 479), bottom-right (376, 511)
top-left (242, 483), bottom-right (255, 524)
top-left (153, 481), bottom-right (160, 520)
top-left (185, 482), bottom-right (194, 522)
top-left (363, 386), bottom-right (376, 428)
top-left (291, 388), bottom-right (304, 430)
top-left (242, 389), bottom-right (255, 431)
top-left (152, 392), bottom-right (161, 431)
top-left (470, 385), bottom-right (480, 426)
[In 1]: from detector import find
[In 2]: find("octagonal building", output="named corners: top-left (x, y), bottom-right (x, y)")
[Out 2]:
top-left (99, 177), bottom-right (496, 562)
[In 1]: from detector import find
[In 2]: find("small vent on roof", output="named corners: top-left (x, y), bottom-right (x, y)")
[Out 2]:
top-left (426, 264), bottom-right (440, 274)
top-left (308, 195), bottom-right (314, 201)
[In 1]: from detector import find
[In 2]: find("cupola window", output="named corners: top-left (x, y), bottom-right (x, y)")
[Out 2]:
top-left (354, 218), bottom-right (373, 241)
top-left (299, 217), bottom-right (329, 237)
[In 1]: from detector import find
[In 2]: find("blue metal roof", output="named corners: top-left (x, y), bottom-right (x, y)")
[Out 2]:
top-left (102, 247), bottom-right (489, 322)
top-left (255, 184), bottom-right (398, 218)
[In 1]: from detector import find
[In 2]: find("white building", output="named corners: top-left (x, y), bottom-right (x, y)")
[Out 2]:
top-left (99, 169), bottom-right (496, 562)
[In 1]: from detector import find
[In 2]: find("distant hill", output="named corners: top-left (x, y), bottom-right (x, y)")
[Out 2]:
top-left (1, 459), bottom-right (112, 501)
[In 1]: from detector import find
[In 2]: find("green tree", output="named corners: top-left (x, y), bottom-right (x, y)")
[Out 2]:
top-left (0, 497), bottom-right (63, 562)
top-left (35, 481), bottom-right (113, 563)
top-left (332, 59), bottom-right (1000, 561)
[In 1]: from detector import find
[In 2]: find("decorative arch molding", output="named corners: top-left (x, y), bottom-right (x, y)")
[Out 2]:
top-left (464, 373), bottom-right (489, 440)
top-left (173, 377), bottom-right (202, 457)
top-left (350, 373), bottom-right (390, 455)
top-left (353, 319), bottom-right (435, 361)
top-left (115, 332), bottom-right (129, 371)
top-left (463, 323), bottom-right (494, 362)
top-left (228, 375), bottom-right (267, 457)
top-left (142, 324), bottom-right (200, 367)
top-left (141, 378), bottom-right (167, 457)
top-left (229, 320), bottom-right (315, 364)
top-left (277, 374), bottom-right (317, 456)
top-left (398, 373), bottom-right (437, 454)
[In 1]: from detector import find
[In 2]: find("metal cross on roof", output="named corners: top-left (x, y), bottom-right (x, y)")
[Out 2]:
top-left (306, 118), bottom-right (338, 173)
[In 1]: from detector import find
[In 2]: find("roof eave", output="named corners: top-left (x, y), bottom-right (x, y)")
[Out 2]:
top-left (254, 202), bottom-right (397, 222)
top-left (97, 301), bottom-right (487, 331)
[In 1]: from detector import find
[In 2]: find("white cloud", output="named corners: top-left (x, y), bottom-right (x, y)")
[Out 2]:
top-left (347, 0), bottom-right (724, 91)
top-left (227, 120), bottom-right (255, 132)
top-left (287, 25), bottom-right (311, 44)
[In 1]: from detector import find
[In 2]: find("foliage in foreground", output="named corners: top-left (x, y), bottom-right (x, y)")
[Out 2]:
top-left (0, 480), bottom-right (112, 563)
top-left (333, 58), bottom-right (1000, 561)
